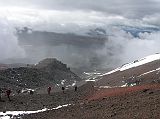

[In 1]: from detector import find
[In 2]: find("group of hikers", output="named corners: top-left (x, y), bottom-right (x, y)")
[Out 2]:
top-left (0, 85), bottom-right (78, 101)
top-left (47, 85), bottom-right (78, 95)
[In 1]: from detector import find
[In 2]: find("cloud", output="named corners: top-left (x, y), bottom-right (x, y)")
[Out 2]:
top-left (0, 17), bottom-right (25, 60)
top-left (143, 14), bottom-right (160, 26)
top-left (0, 6), bottom-right (128, 33)
top-left (99, 28), bottom-right (160, 67)
top-left (0, 0), bottom-right (160, 18)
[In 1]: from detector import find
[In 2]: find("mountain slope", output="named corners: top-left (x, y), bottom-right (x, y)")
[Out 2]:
top-left (1, 54), bottom-right (160, 119)
top-left (94, 53), bottom-right (160, 87)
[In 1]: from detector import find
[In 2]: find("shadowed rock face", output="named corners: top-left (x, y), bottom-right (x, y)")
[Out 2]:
top-left (0, 58), bottom-right (81, 91)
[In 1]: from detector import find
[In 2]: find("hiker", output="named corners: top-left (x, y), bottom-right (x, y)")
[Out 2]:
top-left (29, 90), bottom-right (34, 95)
top-left (6, 89), bottom-right (11, 101)
top-left (75, 85), bottom-right (77, 92)
top-left (47, 86), bottom-right (51, 95)
top-left (62, 86), bottom-right (65, 93)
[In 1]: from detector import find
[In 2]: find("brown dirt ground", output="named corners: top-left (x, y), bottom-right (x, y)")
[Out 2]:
top-left (19, 83), bottom-right (160, 119)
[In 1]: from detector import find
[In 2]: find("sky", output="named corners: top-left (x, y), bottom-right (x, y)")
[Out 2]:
top-left (0, 0), bottom-right (160, 18)
top-left (0, 0), bottom-right (160, 28)
top-left (0, 0), bottom-right (160, 70)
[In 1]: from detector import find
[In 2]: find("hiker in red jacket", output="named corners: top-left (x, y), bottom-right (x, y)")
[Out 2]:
top-left (6, 89), bottom-right (11, 101)
top-left (47, 86), bottom-right (51, 95)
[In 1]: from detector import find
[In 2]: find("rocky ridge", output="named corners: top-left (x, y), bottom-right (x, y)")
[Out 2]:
top-left (0, 58), bottom-right (81, 92)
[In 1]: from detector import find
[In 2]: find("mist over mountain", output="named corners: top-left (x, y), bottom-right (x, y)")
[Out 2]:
top-left (15, 27), bottom-right (109, 70)
top-left (13, 25), bottom-right (160, 71)
top-left (1, 24), bottom-right (160, 72)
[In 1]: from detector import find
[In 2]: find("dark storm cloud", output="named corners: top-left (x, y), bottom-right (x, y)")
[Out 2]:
top-left (0, 0), bottom-right (160, 18)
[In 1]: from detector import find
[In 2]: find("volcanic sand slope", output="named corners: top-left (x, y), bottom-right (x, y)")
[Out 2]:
top-left (21, 83), bottom-right (160, 119)
top-left (0, 82), bottom-right (95, 112)
top-left (1, 81), bottom-right (160, 119)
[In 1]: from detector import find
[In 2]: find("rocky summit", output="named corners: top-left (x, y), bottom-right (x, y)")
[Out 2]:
top-left (0, 58), bottom-right (81, 92)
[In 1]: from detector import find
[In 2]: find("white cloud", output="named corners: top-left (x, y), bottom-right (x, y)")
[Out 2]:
top-left (0, 17), bottom-right (25, 60)
top-left (143, 14), bottom-right (160, 26)
top-left (0, 6), bottom-right (131, 33)
top-left (0, 0), bottom-right (160, 18)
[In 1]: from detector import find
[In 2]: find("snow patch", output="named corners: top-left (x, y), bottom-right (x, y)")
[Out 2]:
top-left (85, 79), bottom-right (96, 82)
top-left (0, 116), bottom-right (11, 119)
top-left (120, 54), bottom-right (160, 71)
top-left (99, 86), bottom-right (112, 88)
top-left (120, 83), bottom-right (128, 87)
top-left (84, 71), bottom-right (104, 80)
top-left (98, 53), bottom-right (160, 78)
top-left (130, 83), bottom-right (137, 86)
top-left (138, 67), bottom-right (160, 77)
top-left (21, 88), bottom-right (35, 93)
top-left (99, 68), bottom-right (119, 77)
top-left (98, 83), bottom-right (137, 89)
top-left (72, 81), bottom-right (76, 86)
top-left (0, 104), bottom-right (71, 119)
top-left (61, 80), bottom-right (66, 85)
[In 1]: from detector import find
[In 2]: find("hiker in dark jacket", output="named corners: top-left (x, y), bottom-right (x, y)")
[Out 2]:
top-left (62, 86), bottom-right (65, 93)
top-left (75, 85), bottom-right (77, 92)
top-left (47, 86), bottom-right (51, 95)
top-left (6, 89), bottom-right (11, 101)
top-left (29, 90), bottom-right (34, 95)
